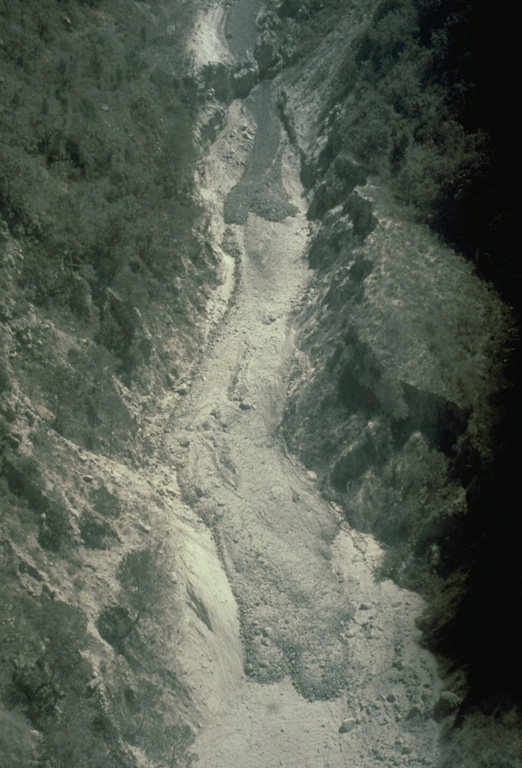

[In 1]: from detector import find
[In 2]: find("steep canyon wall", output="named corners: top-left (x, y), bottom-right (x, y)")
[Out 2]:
top-left (270, 0), bottom-right (520, 721)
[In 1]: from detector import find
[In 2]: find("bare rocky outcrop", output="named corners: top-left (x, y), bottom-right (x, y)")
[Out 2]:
top-left (271, 1), bottom-right (520, 755)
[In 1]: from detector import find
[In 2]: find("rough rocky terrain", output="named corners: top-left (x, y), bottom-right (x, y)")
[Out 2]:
top-left (1, 1), bottom-right (519, 766)
top-left (159, 2), bottom-right (448, 765)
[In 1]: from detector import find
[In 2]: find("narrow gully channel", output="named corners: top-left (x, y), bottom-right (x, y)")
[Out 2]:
top-left (170, 2), bottom-right (445, 765)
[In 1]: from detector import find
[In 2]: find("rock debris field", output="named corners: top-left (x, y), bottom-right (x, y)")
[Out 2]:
top-left (161, 2), bottom-right (446, 765)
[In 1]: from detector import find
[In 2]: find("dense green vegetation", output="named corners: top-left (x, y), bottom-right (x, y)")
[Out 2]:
top-left (1, 0), bottom-right (197, 268)
top-left (348, 0), bottom-right (512, 289)
top-left (1, 1), bottom-right (208, 765)
top-left (0, 0), bottom-right (218, 456)
top-left (275, 0), bottom-right (514, 297)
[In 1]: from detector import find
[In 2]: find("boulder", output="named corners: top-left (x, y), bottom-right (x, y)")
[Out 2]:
top-left (233, 65), bottom-right (257, 99)
top-left (338, 717), bottom-right (357, 734)
top-left (433, 691), bottom-right (460, 720)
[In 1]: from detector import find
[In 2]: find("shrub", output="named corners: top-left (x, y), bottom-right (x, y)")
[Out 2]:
top-left (0, 706), bottom-right (37, 768)
top-left (96, 605), bottom-right (138, 653)
top-left (38, 495), bottom-right (72, 552)
top-left (5, 599), bottom-right (89, 722)
top-left (0, 359), bottom-right (12, 393)
top-left (79, 510), bottom-right (118, 550)
top-left (91, 486), bottom-right (121, 519)
top-left (439, 709), bottom-right (522, 768)
top-left (116, 548), bottom-right (164, 616)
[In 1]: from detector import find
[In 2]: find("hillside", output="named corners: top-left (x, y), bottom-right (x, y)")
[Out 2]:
top-left (269, 0), bottom-right (521, 763)
top-left (0, 0), bottom-right (520, 767)
top-left (0, 1), bottom-right (226, 766)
